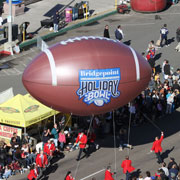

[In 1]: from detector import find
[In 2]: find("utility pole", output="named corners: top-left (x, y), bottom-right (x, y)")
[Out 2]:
top-left (8, 0), bottom-right (12, 53)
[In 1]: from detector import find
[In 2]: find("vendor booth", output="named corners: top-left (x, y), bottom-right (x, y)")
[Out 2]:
top-left (0, 94), bottom-right (59, 144)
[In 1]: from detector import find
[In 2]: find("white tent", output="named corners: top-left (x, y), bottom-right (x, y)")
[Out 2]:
top-left (0, 87), bottom-right (14, 104)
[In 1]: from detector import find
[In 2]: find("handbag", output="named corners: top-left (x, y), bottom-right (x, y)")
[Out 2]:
top-left (156, 39), bottom-right (161, 46)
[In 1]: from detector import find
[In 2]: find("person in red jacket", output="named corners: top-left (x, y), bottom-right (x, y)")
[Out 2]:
top-left (44, 140), bottom-right (56, 157)
top-left (74, 131), bottom-right (88, 161)
top-left (150, 131), bottom-right (164, 164)
top-left (65, 171), bottom-right (75, 180)
top-left (27, 165), bottom-right (38, 180)
top-left (36, 150), bottom-right (48, 168)
top-left (104, 166), bottom-right (115, 180)
top-left (121, 155), bottom-right (135, 180)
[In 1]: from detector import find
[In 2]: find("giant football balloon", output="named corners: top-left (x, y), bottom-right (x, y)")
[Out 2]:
top-left (22, 36), bottom-right (151, 116)
top-left (131, 0), bottom-right (167, 13)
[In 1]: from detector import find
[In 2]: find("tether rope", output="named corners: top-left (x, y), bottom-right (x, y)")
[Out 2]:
top-left (127, 106), bottom-right (132, 156)
top-left (74, 115), bottom-right (94, 179)
top-left (141, 112), bottom-right (162, 132)
top-left (112, 111), bottom-right (117, 180)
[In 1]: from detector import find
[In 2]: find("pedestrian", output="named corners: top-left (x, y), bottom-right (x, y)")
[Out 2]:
top-left (121, 155), bottom-right (135, 180)
top-left (104, 25), bottom-right (110, 38)
top-left (27, 164), bottom-right (38, 180)
top-left (36, 150), bottom-right (48, 175)
top-left (115, 25), bottom-right (124, 41)
top-left (13, 42), bottom-right (20, 54)
top-left (53, 11), bottom-right (59, 32)
top-left (160, 162), bottom-right (169, 177)
top-left (150, 132), bottom-right (164, 164)
top-left (42, 128), bottom-right (51, 148)
top-left (119, 128), bottom-right (132, 151)
top-left (59, 130), bottom-right (66, 151)
top-left (65, 171), bottom-right (75, 180)
top-left (160, 24), bottom-right (169, 47)
top-left (163, 60), bottom-right (171, 80)
top-left (167, 157), bottom-right (178, 170)
top-left (19, 22), bottom-right (30, 41)
top-left (169, 164), bottom-right (178, 180)
top-left (43, 139), bottom-right (56, 157)
top-left (144, 171), bottom-right (152, 180)
top-left (104, 166), bottom-right (115, 180)
top-left (51, 123), bottom-right (59, 148)
top-left (175, 27), bottom-right (180, 52)
top-left (74, 131), bottom-right (88, 161)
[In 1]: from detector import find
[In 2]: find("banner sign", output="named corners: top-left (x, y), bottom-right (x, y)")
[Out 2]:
top-left (77, 68), bottom-right (121, 106)
top-left (0, 124), bottom-right (22, 144)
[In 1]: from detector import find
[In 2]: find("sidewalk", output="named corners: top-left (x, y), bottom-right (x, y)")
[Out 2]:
top-left (2, 0), bottom-right (115, 32)
top-left (0, 0), bottom-right (116, 51)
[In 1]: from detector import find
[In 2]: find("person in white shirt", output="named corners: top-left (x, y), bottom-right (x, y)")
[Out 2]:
top-left (160, 162), bottom-right (169, 177)
top-left (13, 43), bottom-right (20, 54)
top-left (144, 171), bottom-right (152, 180)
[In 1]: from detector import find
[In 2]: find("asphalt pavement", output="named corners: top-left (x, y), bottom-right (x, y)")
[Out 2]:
top-left (1, 3), bottom-right (180, 180)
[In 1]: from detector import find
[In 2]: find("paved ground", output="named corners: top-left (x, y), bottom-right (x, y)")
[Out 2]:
top-left (0, 2), bottom-right (180, 180)
top-left (2, 0), bottom-right (115, 33)
top-left (9, 109), bottom-right (180, 180)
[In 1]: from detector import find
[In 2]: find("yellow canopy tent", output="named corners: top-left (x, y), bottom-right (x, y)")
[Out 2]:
top-left (0, 94), bottom-right (58, 128)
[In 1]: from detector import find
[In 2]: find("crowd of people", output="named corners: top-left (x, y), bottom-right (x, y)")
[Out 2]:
top-left (103, 157), bottom-right (180, 180)
top-left (0, 119), bottom-right (100, 180)
top-left (0, 7), bottom-right (180, 180)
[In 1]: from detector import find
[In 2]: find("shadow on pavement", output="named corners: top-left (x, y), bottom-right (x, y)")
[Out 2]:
top-left (161, 146), bottom-right (175, 161)
top-left (124, 40), bottom-right (131, 46)
top-left (168, 37), bottom-right (175, 45)
top-left (99, 109), bottom-right (180, 148)
top-left (154, 53), bottom-right (162, 61)
top-left (131, 169), bottom-right (142, 178)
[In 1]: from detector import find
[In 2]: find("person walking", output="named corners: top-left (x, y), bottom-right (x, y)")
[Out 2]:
top-left (104, 166), bottom-right (115, 180)
top-left (121, 155), bottom-right (135, 180)
top-left (175, 27), bottom-right (180, 52)
top-left (65, 171), bottom-right (75, 180)
top-left (53, 11), bottom-right (59, 32)
top-left (104, 25), bottom-right (110, 38)
top-left (150, 132), bottom-right (164, 164)
top-left (74, 131), bottom-right (88, 161)
top-left (115, 25), bottom-right (124, 42)
top-left (160, 24), bottom-right (169, 47)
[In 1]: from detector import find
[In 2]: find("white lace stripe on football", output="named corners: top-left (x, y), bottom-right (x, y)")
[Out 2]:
top-left (128, 46), bottom-right (140, 81)
top-left (43, 49), bottom-right (57, 86)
